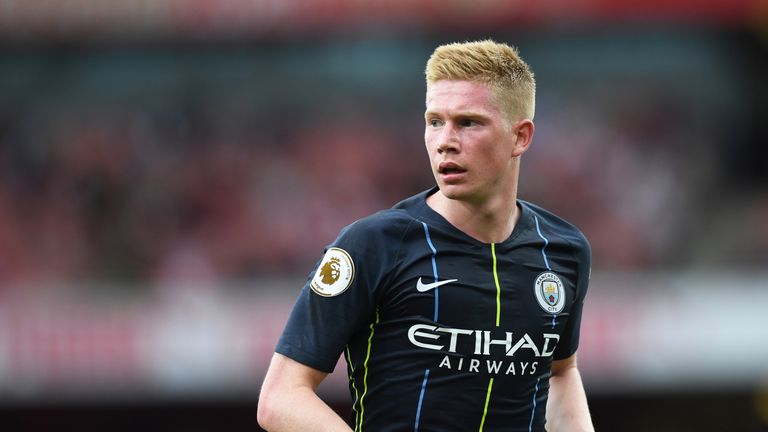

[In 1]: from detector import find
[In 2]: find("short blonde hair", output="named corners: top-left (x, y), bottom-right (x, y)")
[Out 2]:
top-left (425, 39), bottom-right (536, 121)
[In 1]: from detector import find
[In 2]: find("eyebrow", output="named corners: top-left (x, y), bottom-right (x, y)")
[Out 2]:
top-left (424, 109), bottom-right (491, 119)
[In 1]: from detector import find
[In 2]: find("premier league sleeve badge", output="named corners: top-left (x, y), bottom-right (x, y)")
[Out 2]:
top-left (310, 247), bottom-right (355, 297)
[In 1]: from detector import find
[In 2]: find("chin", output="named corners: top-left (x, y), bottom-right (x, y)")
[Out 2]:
top-left (438, 184), bottom-right (473, 201)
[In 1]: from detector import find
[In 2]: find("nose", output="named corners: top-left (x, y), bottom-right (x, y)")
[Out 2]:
top-left (436, 123), bottom-right (460, 154)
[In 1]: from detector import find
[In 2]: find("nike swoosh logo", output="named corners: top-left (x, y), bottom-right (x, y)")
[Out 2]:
top-left (416, 277), bottom-right (458, 292)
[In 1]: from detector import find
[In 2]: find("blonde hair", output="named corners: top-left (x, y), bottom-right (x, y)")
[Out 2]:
top-left (425, 39), bottom-right (536, 121)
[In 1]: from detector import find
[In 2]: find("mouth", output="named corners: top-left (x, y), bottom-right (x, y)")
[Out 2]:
top-left (438, 162), bottom-right (467, 175)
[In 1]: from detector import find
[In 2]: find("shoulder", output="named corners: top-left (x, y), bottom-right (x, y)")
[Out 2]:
top-left (327, 209), bottom-right (417, 288)
top-left (339, 208), bottom-right (416, 244)
top-left (337, 189), bottom-right (431, 243)
top-left (520, 200), bottom-right (590, 253)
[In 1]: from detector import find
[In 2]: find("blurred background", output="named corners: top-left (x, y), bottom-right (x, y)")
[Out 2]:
top-left (1, 0), bottom-right (767, 430)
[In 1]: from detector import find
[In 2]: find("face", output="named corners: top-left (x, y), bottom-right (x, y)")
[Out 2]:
top-left (424, 79), bottom-right (527, 204)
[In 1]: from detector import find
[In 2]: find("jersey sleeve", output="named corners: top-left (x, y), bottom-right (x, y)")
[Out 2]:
top-left (275, 214), bottom-right (404, 373)
top-left (553, 234), bottom-right (591, 360)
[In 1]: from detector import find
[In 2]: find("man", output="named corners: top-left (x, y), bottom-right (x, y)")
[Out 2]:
top-left (258, 39), bottom-right (594, 431)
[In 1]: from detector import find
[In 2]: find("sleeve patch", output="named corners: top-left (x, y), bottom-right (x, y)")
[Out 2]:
top-left (310, 247), bottom-right (355, 297)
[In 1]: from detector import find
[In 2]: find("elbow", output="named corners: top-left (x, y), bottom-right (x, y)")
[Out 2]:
top-left (257, 389), bottom-right (279, 430)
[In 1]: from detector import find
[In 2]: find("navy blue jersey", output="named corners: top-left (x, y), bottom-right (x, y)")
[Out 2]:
top-left (276, 187), bottom-right (591, 432)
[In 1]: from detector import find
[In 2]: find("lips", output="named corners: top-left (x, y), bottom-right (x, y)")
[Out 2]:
top-left (437, 161), bottom-right (467, 184)
top-left (438, 162), bottom-right (466, 175)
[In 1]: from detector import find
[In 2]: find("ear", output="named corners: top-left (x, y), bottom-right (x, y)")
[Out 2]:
top-left (511, 119), bottom-right (534, 158)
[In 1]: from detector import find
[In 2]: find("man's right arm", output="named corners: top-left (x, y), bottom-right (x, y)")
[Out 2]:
top-left (257, 353), bottom-right (352, 432)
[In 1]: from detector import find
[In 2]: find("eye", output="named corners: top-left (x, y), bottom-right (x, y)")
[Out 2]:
top-left (459, 118), bottom-right (477, 127)
top-left (427, 118), bottom-right (443, 127)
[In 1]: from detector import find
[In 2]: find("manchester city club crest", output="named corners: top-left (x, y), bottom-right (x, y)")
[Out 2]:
top-left (310, 247), bottom-right (355, 297)
top-left (534, 271), bottom-right (565, 314)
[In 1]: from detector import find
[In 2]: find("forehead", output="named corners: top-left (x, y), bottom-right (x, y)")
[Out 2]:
top-left (425, 80), bottom-right (501, 115)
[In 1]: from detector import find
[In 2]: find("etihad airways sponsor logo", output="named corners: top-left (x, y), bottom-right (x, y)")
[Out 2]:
top-left (407, 324), bottom-right (560, 358)
top-left (438, 356), bottom-right (539, 376)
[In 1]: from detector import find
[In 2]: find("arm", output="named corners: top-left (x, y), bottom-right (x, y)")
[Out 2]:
top-left (257, 353), bottom-right (353, 432)
top-left (546, 354), bottom-right (594, 432)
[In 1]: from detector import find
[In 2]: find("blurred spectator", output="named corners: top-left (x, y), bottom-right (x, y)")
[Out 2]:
top-left (0, 33), bottom-right (764, 290)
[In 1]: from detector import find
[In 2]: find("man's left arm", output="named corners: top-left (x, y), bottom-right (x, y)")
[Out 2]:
top-left (546, 353), bottom-right (594, 432)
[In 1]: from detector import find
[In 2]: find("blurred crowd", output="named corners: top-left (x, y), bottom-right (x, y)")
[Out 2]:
top-left (0, 34), bottom-right (766, 289)
top-left (0, 99), bottom-right (425, 286)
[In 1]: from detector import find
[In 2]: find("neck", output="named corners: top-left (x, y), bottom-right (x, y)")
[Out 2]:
top-left (426, 188), bottom-right (520, 244)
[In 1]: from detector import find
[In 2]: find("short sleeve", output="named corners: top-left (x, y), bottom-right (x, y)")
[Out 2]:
top-left (553, 235), bottom-right (591, 360)
top-left (275, 213), bottom-right (405, 373)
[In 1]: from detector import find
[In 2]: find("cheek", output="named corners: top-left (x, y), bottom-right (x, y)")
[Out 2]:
top-left (424, 130), bottom-right (438, 152)
top-left (474, 146), bottom-right (505, 170)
